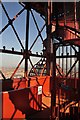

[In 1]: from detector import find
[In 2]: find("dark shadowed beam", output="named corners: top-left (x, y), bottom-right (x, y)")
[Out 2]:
top-left (0, 49), bottom-right (23, 55)
top-left (46, 1), bottom-right (57, 120)
top-left (0, 49), bottom-right (45, 57)
top-left (25, 8), bottom-right (30, 78)
top-left (78, 47), bottom-right (80, 79)
top-left (78, 47), bottom-right (80, 115)
top-left (46, 1), bottom-right (52, 75)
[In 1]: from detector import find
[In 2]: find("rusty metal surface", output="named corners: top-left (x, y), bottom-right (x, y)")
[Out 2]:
top-left (2, 76), bottom-right (51, 119)
top-left (2, 86), bottom-right (42, 119)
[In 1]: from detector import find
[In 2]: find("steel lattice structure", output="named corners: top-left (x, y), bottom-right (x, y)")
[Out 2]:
top-left (0, 1), bottom-right (80, 120)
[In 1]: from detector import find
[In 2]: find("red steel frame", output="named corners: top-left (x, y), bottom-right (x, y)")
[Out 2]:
top-left (0, 1), bottom-right (80, 120)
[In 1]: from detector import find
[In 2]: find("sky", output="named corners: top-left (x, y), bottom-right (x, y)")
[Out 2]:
top-left (0, 2), bottom-right (46, 68)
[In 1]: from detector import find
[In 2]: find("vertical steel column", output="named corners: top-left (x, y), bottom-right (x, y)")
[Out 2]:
top-left (55, 3), bottom-right (59, 30)
top-left (66, 46), bottom-right (68, 75)
top-left (25, 8), bottom-right (30, 78)
top-left (74, 1), bottom-right (77, 25)
top-left (78, 47), bottom-right (80, 115)
top-left (51, 44), bottom-right (56, 120)
top-left (46, 1), bottom-right (52, 75)
top-left (62, 46), bottom-right (64, 76)
top-left (78, 47), bottom-right (80, 79)
top-left (46, 1), bottom-right (56, 119)
top-left (64, 2), bottom-right (66, 26)
top-left (59, 47), bottom-right (60, 69)
top-left (74, 47), bottom-right (77, 89)
top-left (51, 3), bottom-right (56, 120)
top-left (70, 46), bottom-right (72, 77)
top-left (74, 1), bottom-right (77, 36)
